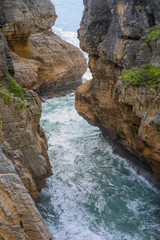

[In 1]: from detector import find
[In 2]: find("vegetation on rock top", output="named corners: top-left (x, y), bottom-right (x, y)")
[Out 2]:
top-left (121, 64), bottom-right (160, 93)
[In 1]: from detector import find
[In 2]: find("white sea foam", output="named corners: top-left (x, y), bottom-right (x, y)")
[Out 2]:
top-left (53, 27), bottom-right (79, 47)
top-left (83, 70), bottom-right (93, 81)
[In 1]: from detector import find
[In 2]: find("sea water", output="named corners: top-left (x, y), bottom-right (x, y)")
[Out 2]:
top-left (37, 1), bottom-right (160, 239)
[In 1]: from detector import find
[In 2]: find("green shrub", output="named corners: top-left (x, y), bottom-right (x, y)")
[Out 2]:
top-left (121, 64), bottom-right (160, 93)
top-left (7, 75), bottom-right (25, 100)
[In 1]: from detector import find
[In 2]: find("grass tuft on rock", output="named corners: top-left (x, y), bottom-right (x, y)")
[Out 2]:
top-left (0, 88), bottom-right (11, 104)
top-left (6, 75), bottom-right (26, 100)
top-left (121, 64), bottom-right (160, 93)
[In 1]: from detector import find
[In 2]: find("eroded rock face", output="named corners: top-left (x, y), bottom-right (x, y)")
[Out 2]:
top-left (2, 0), bottom-right (57, 52)
top-left (0, 149), bottom-right (52, 240)
top-left (0, 32), bottom-right (53, 239)
top-left (0, 90), bottom-right (52, 200)
top-left (76, 0), bottom-right (160, 181)
top-left (1, 0), bottom-right (87, 97)
top-left (28, 32), bottom-right (87, 97)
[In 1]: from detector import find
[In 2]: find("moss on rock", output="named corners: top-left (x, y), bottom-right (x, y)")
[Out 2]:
top-left (146, 23), bottom-right (160, 44)
top-left (121, 64), bottom-right (160, 92)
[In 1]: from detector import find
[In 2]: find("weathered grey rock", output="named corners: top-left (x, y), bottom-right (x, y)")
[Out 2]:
top-left (0, 33), bottom-right (8, 82)
top-left (79, 0), bottom-right (160, 68)
top-left (0, 0), bottom-right (4, 27)
top-left (0, 33), bottom-right (15, 82)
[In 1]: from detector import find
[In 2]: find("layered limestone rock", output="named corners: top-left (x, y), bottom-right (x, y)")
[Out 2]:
top-left (0, 89), bottom-right (52, 201)
top-left (0, 32), bottom-right (53, 239)
top-left (0, 0), bottom-right (86, 238)
top-left (1, 0), bottom-right (87, 97)
top-left (0, 149), bottom-right (52, 240)
top-left (76, 0), bottom-right (160, 181)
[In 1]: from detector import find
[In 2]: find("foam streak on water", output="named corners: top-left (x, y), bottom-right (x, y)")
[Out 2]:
top-left (37, 93), bottom-right (160, 240)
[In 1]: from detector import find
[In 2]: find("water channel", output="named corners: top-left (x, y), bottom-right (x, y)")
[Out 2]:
top-left (37, 1), bottom-right (160, 239)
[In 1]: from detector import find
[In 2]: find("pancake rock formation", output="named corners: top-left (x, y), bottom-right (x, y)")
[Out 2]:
top-left (0, 0), bottom-right (86, 238)
top-left (1, 0), bottom-right (87, 98)
top-left (76, 0), bottom-right (160, 182)
top-left (0, 31), bottom-right (52, 239)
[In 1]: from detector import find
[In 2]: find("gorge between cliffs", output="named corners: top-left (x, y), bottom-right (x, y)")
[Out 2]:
top-left (0, 0), bottom-right (160, 240)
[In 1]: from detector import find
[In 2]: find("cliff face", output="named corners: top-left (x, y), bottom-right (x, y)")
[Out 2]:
top-left (0, 1), bottom-right (87, 239)
top-left (1, 0), bottom-right (87, 97)
top-left (76, 0), bottom-right (160, 181)
top-left (0, 151), bottom-right (52, 240)
top-left (0, 32), bottom-right (52, 239)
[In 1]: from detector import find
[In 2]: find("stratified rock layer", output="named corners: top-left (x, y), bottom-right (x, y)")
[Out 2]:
top-left (0, 30), bottom-right (52, 239)
top-left (0, 149), bottom-right (52, 240)
top-left (76, 0), bottom-right (160, 181)
top-left (2, 0), bottom-right (87, 97)
top-left (0, 0), bottom-right (86, 238)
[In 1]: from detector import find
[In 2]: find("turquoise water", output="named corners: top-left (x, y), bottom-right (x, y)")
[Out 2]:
top-left (37, 1), bottom-right (160, 239)
top-left (37, 94), bottom-right (160, 240)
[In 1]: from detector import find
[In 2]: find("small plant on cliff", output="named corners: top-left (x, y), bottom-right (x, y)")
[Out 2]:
top-left (121, 64), bottom-right (160, 93)
top-left (16, 101), bottom-right (25, 110)
top-left (146, 23), bottom-right (160, 43)
top-left (157, 39), bottom-right (160, 45)
top-left (0, 88), bottom-right (11, 104)
top-left (6, 75), bottom-right (26, 100)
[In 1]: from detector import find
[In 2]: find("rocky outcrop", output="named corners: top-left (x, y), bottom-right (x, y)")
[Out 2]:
top-left (0, 89), bottom-right (52, 201)
top-left (0, 31), bottom-right (52, 239)
top-left (1, 0), bottom-right (87, 97)
top-left (0, 149), bottom-right (52, 240)
top-left (76, 0), bottom-right (160, 181)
